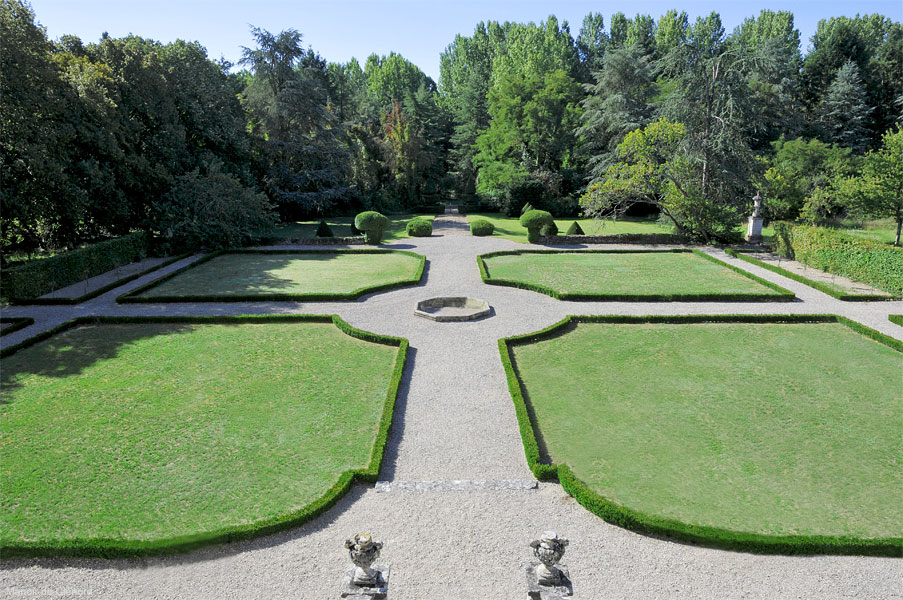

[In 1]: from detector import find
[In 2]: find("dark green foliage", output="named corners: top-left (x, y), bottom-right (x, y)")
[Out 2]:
top-left (889, 315), bottom-right (903, 326)
top-left (1, 232), bottom-right (148, 299)
top-left (815, 61), bottom-right (873, 153)
top-left (499, 314), bottom-right (902, 556)
top-left (469, 219), bottom-right (495, 236)
top-left (771, 222), bottom-right (903, 295)
top-left (354, 211), bottom-right (391, 244)
top-left (0, 318), bottom-right (34, 336)
top-left (566, 221), bottom-right (585, 235)
top-left (0, 314), bottom-right (408, 557)
top-left (520, 202), bottom-right (534, 215)
top-left (405, 218), bottom-right (432, 237)
top-left (540, 222), bottom-right (558, 237)
top-left (519, 210), bottom-right (554, 243)
top-left (316, 220), bottom-right (334, 237)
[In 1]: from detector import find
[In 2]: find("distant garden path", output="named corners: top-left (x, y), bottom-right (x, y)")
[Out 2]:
top-left (1, 232), bottom-right (901, 600)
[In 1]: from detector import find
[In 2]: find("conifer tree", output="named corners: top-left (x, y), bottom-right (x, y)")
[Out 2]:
top-left (815, 61), bottom-right (873, 153)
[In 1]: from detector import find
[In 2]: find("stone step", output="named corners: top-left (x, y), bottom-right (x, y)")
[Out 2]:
top-left (374, 479), bottom-right (538, 493)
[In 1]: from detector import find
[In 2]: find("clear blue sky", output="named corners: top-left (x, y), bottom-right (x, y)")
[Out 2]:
top-left (29, 0), bottom-right (903, 82)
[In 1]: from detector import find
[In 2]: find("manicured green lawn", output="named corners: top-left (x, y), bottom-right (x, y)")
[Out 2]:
top-left (512, 321), bottom-right (902, 539)
top-left (269, 214), bottom-right (435, 242)
top-left (0, 321), bottom-right (400, 551)
top-left (133, 251), bottom-right (423, 300)
top-left (480, 250), bottom-right (789, 299)
top-left (464, 213), bottom-right (669, 242)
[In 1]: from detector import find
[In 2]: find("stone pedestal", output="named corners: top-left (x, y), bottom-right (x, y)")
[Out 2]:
top-left (746, 216), bottom-right (763, 243)
top-left (526, 562), bottom-right (572, 599)
top-left (341, 565), bottom-right (390, 599)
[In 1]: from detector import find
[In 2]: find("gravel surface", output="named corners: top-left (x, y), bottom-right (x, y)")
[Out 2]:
top-left (1, 233), bottom-right (901, 600)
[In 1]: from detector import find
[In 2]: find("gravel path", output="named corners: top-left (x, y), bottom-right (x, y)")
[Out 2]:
top-left (1, 235), bottom-right (901, 600)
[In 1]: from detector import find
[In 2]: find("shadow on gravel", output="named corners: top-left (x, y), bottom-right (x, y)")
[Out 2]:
top-left (375, 345), bottom-right (417, 482)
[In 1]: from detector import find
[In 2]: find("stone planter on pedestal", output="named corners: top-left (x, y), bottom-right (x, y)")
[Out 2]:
top-left (342, 534), bottom-right (389, 598)
top-left (526, 531), bottom-right (572, 599)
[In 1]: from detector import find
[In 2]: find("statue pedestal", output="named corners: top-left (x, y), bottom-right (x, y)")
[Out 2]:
top-left (341, 565), bottom-right (389, 599)
top-left (746, 216), bottom-right (763, 243)
top-left (526, 562), bottom-right (572, 599)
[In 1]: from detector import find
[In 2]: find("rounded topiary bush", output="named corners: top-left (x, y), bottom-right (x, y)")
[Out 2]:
top-left (316, 220), bottom-right (334, 237)
top-left (519, 209), bottom-right (554, 243)
top-left (541, 222), bottom-right (558, 237)
top-left (470, 219), bottom-right (495, 236)
top-left (354, 211), bottom-right (390, 245)
top-left (406, 218), bottom-right (433, 237)
top-left (566, 221), bottom-right (585, 235)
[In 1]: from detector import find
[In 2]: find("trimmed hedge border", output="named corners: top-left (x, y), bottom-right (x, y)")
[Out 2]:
top-left (0, 314), bottom-right (408, 558)
top-left (259, 235), bottom-right (365, 246)
top-left (538, 233), bottom-right (688, 245)
top-left (725, 249), bottom-right (899, 302)
top-left (0, 317), bottom-right (35, 337)
top-left (499, 314), bottom-right (903, 556)
top-left (2, 232), bottom-right (149, 300)
top-left (117, 249), bottom-right (426, 303)
top-left (477, 249), bottom-right (795, 302)
top-left (9, 253), bottom-right (190, 306)
top-left (890, 315), bottom-right (903, 327)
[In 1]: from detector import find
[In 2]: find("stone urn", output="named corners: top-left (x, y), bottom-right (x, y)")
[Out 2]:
top-left (345, 533), bottom-right (383, 587)
top-left (530, 531), bottom-right (569, 586)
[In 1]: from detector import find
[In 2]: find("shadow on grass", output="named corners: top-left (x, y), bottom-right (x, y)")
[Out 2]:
top-left (0, 323), bottom-right (195, 399)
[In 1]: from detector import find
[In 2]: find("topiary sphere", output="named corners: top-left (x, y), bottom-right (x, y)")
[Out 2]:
top-left (406, 218), bottom-right (433, 237)
top-left (354, 211), bottom-right (390, 244)
top-left (470, 219), bottom-right (495, 236)
top-left (519, 209), bottom-right (554, 243)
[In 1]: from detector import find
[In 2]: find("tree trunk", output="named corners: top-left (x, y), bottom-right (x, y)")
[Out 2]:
top-left (895, 217), bottom-right (901, 247)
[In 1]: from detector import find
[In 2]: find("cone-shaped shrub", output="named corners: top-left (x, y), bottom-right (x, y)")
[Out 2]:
top-left (566, 221), bottom-right (585, 235)
top-left (520, 202), bottom-right (534, 215)
top-left (316, 220), bottom-right (334, 237)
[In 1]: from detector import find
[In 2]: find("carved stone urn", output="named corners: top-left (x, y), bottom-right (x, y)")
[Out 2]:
top-left (345, 533), bottom-right (383, 587)
top-left (530, 531), bottom-right (569, 586)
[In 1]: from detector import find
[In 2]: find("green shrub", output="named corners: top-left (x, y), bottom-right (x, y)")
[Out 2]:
top-left (470, 219), bottom-right (495, 236)
top-left (1, 232), bottom-right (148, 299)
top-left (405, 218), bottom-right (433, 237)
top-left (541, 222), bottom-right (558, 237)
top-left (354, 211), bottom-right (390, 245)
top-left (521, 202), bottom-right (534, 215)
top-left (566, 221), bottom-right (585, 235)
top-left (315, 220), bottom-right (334, 237)
top-left (771, 222), bottom-right (903, 295)
top-left (519, 210), bottom-right (554, 243)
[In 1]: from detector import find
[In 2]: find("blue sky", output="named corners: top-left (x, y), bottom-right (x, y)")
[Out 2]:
top-left (29, 0), bottom-right (903, 82)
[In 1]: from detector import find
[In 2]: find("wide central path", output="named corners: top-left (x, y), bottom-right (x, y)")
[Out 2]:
top-left (2, 217), bottom-right (901, 599)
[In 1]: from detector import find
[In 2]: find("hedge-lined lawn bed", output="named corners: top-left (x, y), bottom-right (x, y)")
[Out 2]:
top-left (268, 214), bottom-right (435, 242)
top-left (464, 213), bottom-right (668, 242)
top-left (479, 250), bottom-right (792, 301)
top-left (124, 250), bottom-right (424, 302)
top-left (510, 320), bottom-right (902, 546)
top-left (0, 318), bottom-right (404, 556)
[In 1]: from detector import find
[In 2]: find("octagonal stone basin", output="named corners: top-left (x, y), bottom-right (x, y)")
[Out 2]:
top-left (414, 297), bottom-right (491, 322)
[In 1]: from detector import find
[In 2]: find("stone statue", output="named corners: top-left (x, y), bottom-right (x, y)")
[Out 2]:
top-left (342, 534), bottom-right (389, 598)
top-left (746, 191), bottom-right (764, 243)
top-left (527, 531), bottom-right (572, 598)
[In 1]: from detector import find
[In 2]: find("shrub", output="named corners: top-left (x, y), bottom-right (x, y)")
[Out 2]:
top-left (541, 222), bottom-right (558, 237)
top-left (566, 221), bottom-right (585, 235)
top-left (521, 202), bottom-right (534, 215)
top-left (470, 219), bottom-right (495, 236)
top-left (1, 232), bottom-right (149, 299)
top-left (315, 220), bottom-right (334, 237)
top-left (771, 222), bottom-right (903, 295)
top-left (354, 211), bottom-right (390, 245)
top-left (406, 218), bottom-right (432, 237)
top-left (519, 210), bottom-right (554, 243)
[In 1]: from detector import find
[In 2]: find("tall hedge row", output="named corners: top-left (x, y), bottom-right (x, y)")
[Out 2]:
top-left (1, 232), bottom-right (149, 300)
top-left (772, 222), bottom-right (903, 296)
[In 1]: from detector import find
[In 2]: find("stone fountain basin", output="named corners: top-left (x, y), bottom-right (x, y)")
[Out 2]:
top-left (414, 297), bottom-right (491, 322)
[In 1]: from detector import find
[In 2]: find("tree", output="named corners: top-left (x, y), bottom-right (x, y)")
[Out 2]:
top-left (576, 12), bottom-right (607, 75)
top-left (655, 10), bottom-right (688, 58)
top-left (815, 61), bottom-right (873, 153)
top-left (845, 126), bottom-right (903, 245)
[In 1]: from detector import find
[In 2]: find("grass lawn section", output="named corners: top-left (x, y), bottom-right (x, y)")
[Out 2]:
top-left (464, 213), bottom-right (668, 242)
top-left (1, 322), bottom-right (399, 548)
top-left (483, 251), bottom-right (783, 298)
top-left (136, 251), bottom-right (421, 299)
top-left (512, 321), bottom-right (902, 539)
top-left (270, 214), bottom-right (435, 241)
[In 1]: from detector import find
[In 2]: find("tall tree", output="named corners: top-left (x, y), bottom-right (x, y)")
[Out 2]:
top-left (815, 61), bottom-right (873, 153)
top-left (845, 125), bottom-right (903, 244)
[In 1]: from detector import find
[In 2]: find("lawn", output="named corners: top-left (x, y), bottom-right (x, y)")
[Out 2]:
top-left (269, 214), bottom-right (435, 242)
top-left (0, 319), bottom-right (403, 554)
top-left (479, 250), bottom-right (791, 300)
top-left (128, 250), bottom-right (423, 301)
top-left (463, 213), bottom-right (669, 242)
top-left (510, 320), bottom-right (902, 541)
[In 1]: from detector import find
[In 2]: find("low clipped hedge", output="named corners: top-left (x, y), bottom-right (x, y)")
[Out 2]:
top-left (117, 249), bottom-right (426, 303)
top-left (0, 317), bottom-right (34, 337)
top-left (0, 314), bottom-right (408, 557)
top-left (772, 222), bottom-right (903, 296)
top-left (725, 249), bottom-right (898, 301)
top-left (499, 314), bottom-right (902, 556)
top-left (470, 219), bottom-right (495, 236)
top-left (2, 232), bottom-right (149, 300)
top-left (477, 249), bottom-right (795, 302)
top-left (406, 218), bottom-right (433, 237)
top-left (890, 315), bottom-right (903, 327)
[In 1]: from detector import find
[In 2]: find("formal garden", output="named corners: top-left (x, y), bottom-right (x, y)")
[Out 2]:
top-left (2, 1), bottom-right (902, 597)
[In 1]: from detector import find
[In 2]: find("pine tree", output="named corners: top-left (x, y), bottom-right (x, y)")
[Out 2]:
top-left (815, 61), bottom-right (873, 153)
